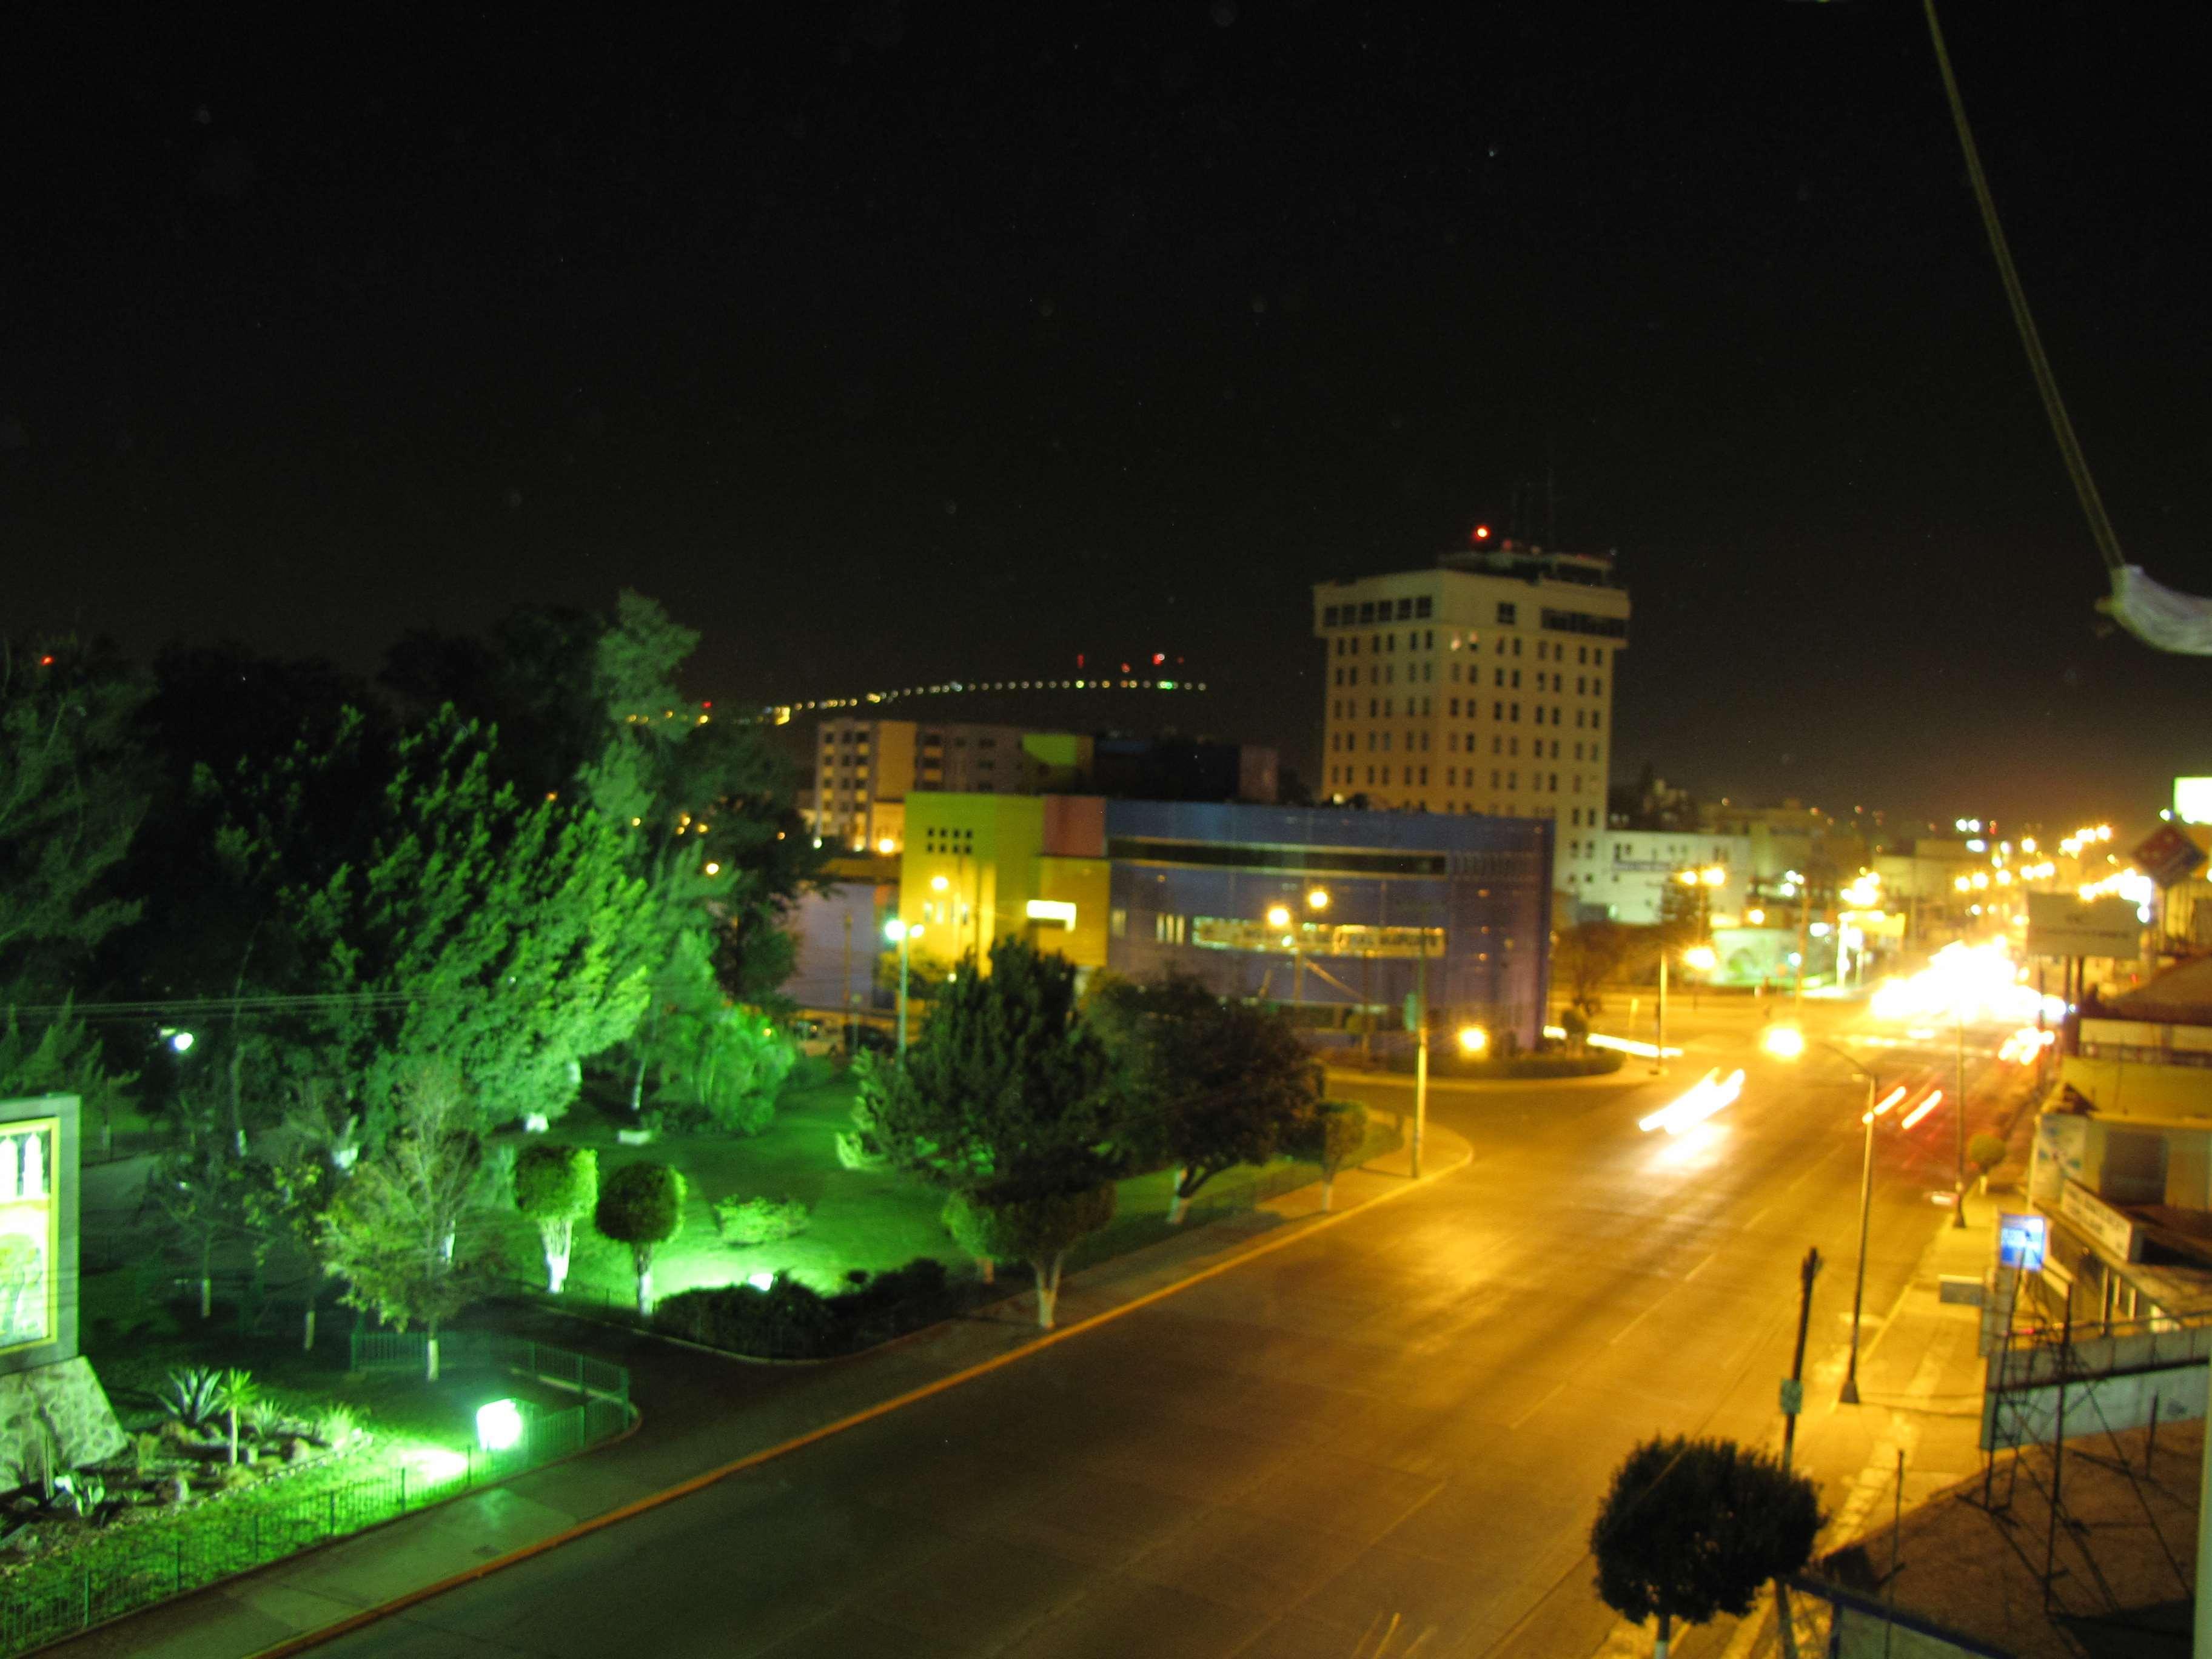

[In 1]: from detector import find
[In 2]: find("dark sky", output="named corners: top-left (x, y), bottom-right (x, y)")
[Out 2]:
top-left (7, 3), bottom-right (2210, 830)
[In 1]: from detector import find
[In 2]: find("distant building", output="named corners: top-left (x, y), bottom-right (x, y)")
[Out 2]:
top-left (810, 717), bottom-right (1277, 853)
top-left (1311, 537), bottom-right (1628, 896)
top-left (1563, 830), bottom-right (1755, 926)
top-left (897, 793), bottom-right (1554, 1048)
top-left (811, 718), bottom-right (1053, 852)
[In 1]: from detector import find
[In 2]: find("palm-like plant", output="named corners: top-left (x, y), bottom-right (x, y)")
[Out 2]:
top-left (214, 1368), bottom-right (261, 1465)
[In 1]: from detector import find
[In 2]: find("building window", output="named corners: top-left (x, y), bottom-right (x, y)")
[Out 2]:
top-left (1358, 602), bottom-right (1375, 624)
top-left (1153, 913), bottom-right (1187, 945)
top-left (1511, 669), bottom-right (1520, 689)
top-left (1416, 597), bottom-right (1433, 619)
top-left (1511, 704), bottom-right (1520, 722)
top-left (1449, 697), bottom-right (1460, 716)
top-left (1594, 677), bottom-right (1603, 697)
top-left (1324, 606), bottom-right (1339, 626)
top-left (1497, 602), bottom-right (1517, 625)
top-left (1397, 598), bottom-right (1413, 620)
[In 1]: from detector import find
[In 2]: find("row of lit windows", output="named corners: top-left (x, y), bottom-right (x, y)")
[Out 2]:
top-left (1327, 699), bottom-right (1603, 732)
top-left (1324, 597), bottom-right (1435, 626)
top-left (1324, 763), bottom-right (1588, 794)
top-left (1330, 662), bottom-right (1610, 695)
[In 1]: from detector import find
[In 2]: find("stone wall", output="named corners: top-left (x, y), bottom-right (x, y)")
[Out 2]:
top-left (0, 1356), bottom-right (126, 1479)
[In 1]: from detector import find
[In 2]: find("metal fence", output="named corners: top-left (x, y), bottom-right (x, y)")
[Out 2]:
top-left (346, 1329), bottom-right (629, 1406)
top-left (1, 1345), bottom-right (629, 1658)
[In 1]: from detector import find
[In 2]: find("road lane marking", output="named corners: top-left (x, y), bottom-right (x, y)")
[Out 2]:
top-left (1609, 1300), bottom-right (1662, 1346)
top-left (1684, 1248), bottom-right (1720, 1282)
top-left (1508, 1380), bottom-right (1569, 1430)
top-left (241, 1133), bottom-right (1479, 1659)
top-left (1744, 1204), bottom-right (1772, 1230)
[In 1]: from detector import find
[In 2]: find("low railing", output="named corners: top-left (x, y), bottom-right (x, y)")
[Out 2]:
top-left (0, 1342), bottom-right (629, 1658)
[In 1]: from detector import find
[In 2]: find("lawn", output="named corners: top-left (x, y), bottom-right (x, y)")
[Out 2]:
top-left (498, 1059), bottom-right (1395, 1310)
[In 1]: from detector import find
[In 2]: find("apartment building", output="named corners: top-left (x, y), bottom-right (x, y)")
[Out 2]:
top-left (812, 718), bottom-right (1037, 851)
top-left (1311, 538), bottom-right (1630, 851)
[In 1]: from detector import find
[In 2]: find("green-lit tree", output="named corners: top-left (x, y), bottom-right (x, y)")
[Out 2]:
top-left (513, 1143), bottom-right (598, 1294)
top-left (943, 1182), bottom-right (1116, 1330)
top-left (594, 1160), bottom-right (686, 1313)
top-left (317, 1065), bottom-right (488, 1380)
top-left (854, 938), bottom-right (1122, 1193)
top-left (279, 712), bottom-right (662, 1136)
top-left (1283, 1099), bottom-right (1368, 1212)
top-left (151, 1099), bottom-right (255, 1320)
top-left (1590, 1436), bottom-right (1823, 1658)
top-left (1091, 973), bottom-right (1318, 1222)
top-left (1, 638), bottom-right (148, 1139)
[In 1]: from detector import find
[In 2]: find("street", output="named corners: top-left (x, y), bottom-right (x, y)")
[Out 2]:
top-left (306, 999), bottom-right (2007, 1659)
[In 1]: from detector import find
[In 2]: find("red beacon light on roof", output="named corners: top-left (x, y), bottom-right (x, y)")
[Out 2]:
top-left (1470, 525), bottom-right (1491, 543)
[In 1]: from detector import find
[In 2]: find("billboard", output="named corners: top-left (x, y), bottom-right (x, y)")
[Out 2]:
top-left (2025, 892), bottom-right (2141, 960)
top-left (0, 1116), bottom-right (58, 1353)
top-left (0, 1096), bottom-right (78, 1374)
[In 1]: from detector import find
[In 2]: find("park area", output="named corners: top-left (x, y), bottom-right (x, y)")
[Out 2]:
top-left (509, 1059), bottom-right (1394, 1315)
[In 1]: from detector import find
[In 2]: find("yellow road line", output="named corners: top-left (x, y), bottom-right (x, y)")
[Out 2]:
top-left (250, 1133), bottom-right (1473, 1658)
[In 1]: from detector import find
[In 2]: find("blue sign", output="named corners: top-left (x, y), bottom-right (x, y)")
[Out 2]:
top-left (1997, 1213), bottom-right (2048, 1272)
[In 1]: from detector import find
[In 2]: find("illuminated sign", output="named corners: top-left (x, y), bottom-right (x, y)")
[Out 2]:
top-left (0, 1116), bottom-right (58, 1355)
top-left (1996, 1213), bottom-right (2047, 1272)
top-left (2176, 777), bottom-right (2212, 825)
top-left (1024, 899), bottom-right (1077, 927)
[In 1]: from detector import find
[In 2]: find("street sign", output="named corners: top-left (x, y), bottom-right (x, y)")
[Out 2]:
top-left (1996, 1212), bottom-right (2047, 1272)
top-left (1778, 1378), bottom-right (1804, 1416)
top-left (2025, 893), bottom-right (2140, 960)
top-left (2133, 823), bottom-right (2207, 888)
top-left (1403, 992), bottom-right (1419, 1032)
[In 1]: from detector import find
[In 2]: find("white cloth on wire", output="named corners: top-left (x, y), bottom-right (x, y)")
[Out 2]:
top-left (2105, 564), bottom-right (2212, 655)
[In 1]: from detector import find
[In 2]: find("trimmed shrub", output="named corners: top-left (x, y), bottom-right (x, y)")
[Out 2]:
top-left (654, 1258), bottom-right (954, 1359)
top-left (712, 1195), bottom-right (812, 1246)
top-left (1968, 1132), bottom-right (2008, 1175)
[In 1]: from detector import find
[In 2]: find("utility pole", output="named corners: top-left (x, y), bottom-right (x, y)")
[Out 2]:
top-left (841, 910), bottom-right (854, 1055)
top-left (1841, 1072), bottom-right (1878, 1406)
top-left (1776, 1245), bottom-right (1823, 1659)
top-left (1953, 1010), bottom-right (1969, 1228)
top-left (1410, 924), bottom-right (1429, 1180)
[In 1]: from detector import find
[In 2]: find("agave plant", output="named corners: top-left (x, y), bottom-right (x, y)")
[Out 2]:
top-left (312, 1403), bottom-right (361, 1448)
top-left (244, 1399), bottom-right (287, 1441)
top-left (156, 1367), bottom-right (224, 1435)
top-left (53, 1471), bottom-right (107, 1520)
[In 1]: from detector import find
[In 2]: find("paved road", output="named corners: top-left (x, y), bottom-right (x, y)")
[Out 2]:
top-left (321, 1004), bottom-right (2003, 1659)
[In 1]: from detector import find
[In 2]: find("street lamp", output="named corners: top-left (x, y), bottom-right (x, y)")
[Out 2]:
top-left (884, 919), bottom-right (923, 1056)
top-left (1457, 1025), bottom-right (1489, 1056)
top-left (1762, 1022), bottom-right (1899, 1405)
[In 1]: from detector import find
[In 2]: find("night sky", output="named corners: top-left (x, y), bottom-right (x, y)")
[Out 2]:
top-left (7, 4), bottom-right (2210, 829)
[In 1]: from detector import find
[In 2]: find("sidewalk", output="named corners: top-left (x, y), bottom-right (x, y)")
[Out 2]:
top-left (49, 1126), bottom-right (1474, 1659)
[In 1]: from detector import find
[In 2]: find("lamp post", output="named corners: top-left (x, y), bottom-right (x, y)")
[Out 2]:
top-left (1763, 1022), bottom-right (1888, 1405)
top-left (885, 919), bottom-right (922, 1057)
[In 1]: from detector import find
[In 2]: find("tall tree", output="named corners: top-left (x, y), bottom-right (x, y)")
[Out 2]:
top-left (0, 637), bottom-right (149, 1119)
top-left (1092, 973), bottom-right (1319, 1222)
top-left (271, 711), bottom-right (661, 1135)
top-left (317, 1065), bottom-right (490, 1381)
top-left (1590, 1436), bottom-right (1823, 1659)
top-left (854, 938), bottom-right (1123, 1193)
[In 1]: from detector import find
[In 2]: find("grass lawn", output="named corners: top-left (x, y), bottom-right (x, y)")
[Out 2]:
top-left (500, 1059), bottom-right (1393, 1310)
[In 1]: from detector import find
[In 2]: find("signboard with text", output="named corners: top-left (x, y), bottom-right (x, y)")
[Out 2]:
top-left (2134, 823), bottom-right (2208, 889)
top-left (1996, 1213), bottom-right (2047, 1272)
top-left (2060, 1179), bottom-right (2140, 1264)
top-left (2025, 893), bottom-right (2141, 960)
top-left (0, 1096), bottom-right (78, 1374)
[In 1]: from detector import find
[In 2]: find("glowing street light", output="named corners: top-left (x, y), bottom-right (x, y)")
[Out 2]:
top-left (885, 919), bottom-right (923, 1056)
top-left (1307, 888), bottom-right (1331, 911)
top-left (1457, 1025), bottom-right (1489, 1056)
top-left (1684, 945), bottom-right (1719, 973)
top-left (475, 1399), bottom-right (525, 1452)
top-left (1266, 905), bottom-right (1292, 929)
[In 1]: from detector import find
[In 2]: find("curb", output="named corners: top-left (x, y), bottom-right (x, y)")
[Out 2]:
top-left (244, 1130), bottom-right (1475, 1659)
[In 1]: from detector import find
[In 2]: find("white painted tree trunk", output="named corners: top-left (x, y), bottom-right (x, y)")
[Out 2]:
top-left (636, 1261), bottom-right (654, 1314)
top-left (976, 1257), bottom-right (994, 1284)
top-left (1167, 1170), bottom-right (1189, 1224)
top-left (198, 1276), bottom-right (212, 1321)
top-left (303, 1304), bottom-right (317, 1352)
top-left (426, 1335), bottom-right (441, 1382)
top-left (544, 1219), bottom-right (572, 1294)
top-left (1654, 1612), bottom-right (1671, 1659)
top-left (1319, 1172), bottom-right (1335, 1213)
top-left (1031, 1255), bottom-right (1065, 1329)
